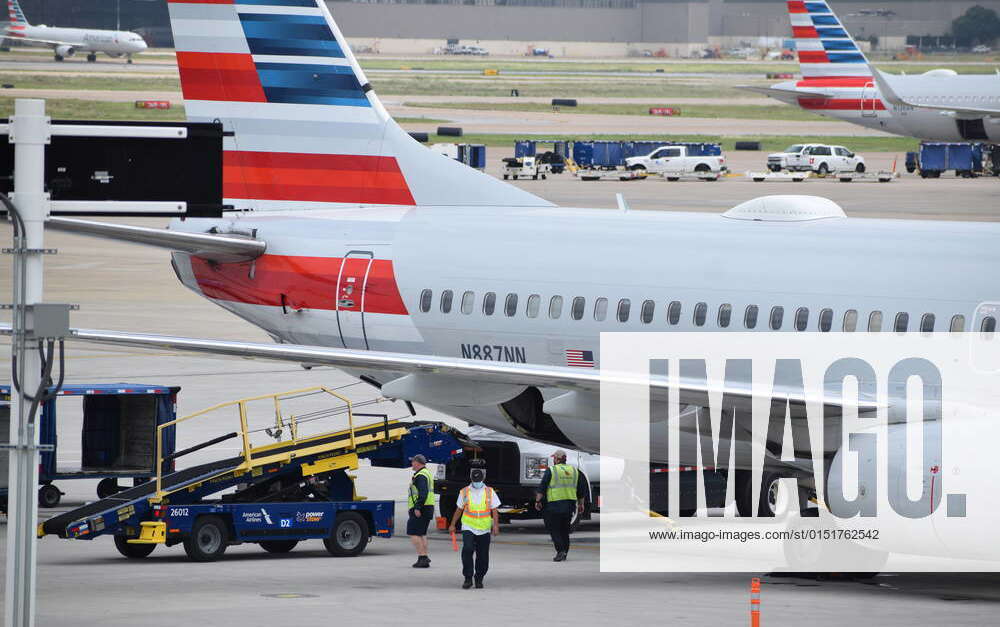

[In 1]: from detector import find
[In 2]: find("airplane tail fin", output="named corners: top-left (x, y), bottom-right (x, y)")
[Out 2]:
top-left (5, 0), bottom-right (29, 28)
top-left (166, 0), bottom-right (551, 210)
top-left (787, 0), bottom-right (872, 79)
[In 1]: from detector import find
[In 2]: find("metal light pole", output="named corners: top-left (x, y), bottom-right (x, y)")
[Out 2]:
top-left (5, 98), bottom-right (50, 627)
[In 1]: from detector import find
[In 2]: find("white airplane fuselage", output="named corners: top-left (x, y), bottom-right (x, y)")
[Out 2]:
top-left (5, 23), bottom-right (147, 57)
top-left (169, 205), bottom-right (1000, 454)
top-left (773, 73), bottom-right (1000, 142)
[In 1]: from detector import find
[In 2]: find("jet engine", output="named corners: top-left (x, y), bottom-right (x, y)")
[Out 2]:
top-left (54, 45), bottom-right (76, 59)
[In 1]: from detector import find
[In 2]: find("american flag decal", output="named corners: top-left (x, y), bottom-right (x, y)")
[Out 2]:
top-left (565, 349), bottom-right (595, 368)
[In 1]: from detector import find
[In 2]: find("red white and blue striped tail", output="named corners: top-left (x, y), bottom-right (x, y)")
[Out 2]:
top-left (787, 0), bottom-right (872, 79)
top-left (6, 0), bottom-right (28, 26)
top-left (166, 0), bottom-right (550, 211)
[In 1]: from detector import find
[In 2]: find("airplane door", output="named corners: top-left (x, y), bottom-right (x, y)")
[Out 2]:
top-left (860, 82), bottom-right (878, 118)
top-left (335, 250), bottom-right (374, 349)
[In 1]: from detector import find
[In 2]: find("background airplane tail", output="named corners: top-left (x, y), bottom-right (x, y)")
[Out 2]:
top-left (167, 0), bottom-right (550, 210)
top-left (787, 0), bottom-right (872, 79)
top-left (5, 0), bottom-right (28, 28)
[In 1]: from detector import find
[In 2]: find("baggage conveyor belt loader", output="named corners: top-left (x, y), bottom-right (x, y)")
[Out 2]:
top-left (37, 386), bottom-right (471, 562)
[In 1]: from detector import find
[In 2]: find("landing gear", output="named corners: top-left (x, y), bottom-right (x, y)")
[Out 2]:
top-left (126, 55), bottom-right (133, 64)
top-left (54, 54), bottom-right (64, 62)
top-left (86, 52), bottom-right (97, 63)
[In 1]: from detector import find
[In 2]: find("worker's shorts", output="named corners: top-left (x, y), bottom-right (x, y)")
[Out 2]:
top-left (406, 505), bottom-right (434, 536)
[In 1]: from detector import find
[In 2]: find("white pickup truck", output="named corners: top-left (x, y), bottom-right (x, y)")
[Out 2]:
top-left (767, 144), bottom-right (866, 174)
top-left (625, 145), bottom-right (726, 180)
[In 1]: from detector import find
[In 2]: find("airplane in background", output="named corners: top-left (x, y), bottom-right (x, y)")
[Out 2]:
top-left (743, 0), bottom-right (1000, 142)
top-left (29, 0), bottom-right (1000, 558)
top-left (1, 0), bottom-right (147, 63)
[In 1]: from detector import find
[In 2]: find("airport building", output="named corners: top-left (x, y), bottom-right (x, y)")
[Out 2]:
top-left (16, 0), bottom-right (1000, 55)
top-left (331, 0), bottom-right (1000, 56)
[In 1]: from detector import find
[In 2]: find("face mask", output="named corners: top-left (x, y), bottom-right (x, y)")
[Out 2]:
top-left (471, 481), bottom-right (485, 489)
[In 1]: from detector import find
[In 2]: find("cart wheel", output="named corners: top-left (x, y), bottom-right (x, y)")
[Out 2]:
top-left (323, 512), bottom-right (369, 557)
top-left (183, 515), bottom-right (229, 562)
top-left (502, 174), bottom-right (508, 180)
top-left (114, 535), bottom-right (156, 559)
top-left (38, 484), bottom-right (61, 508)
top-left (260, 540), bottom-right (299, 554)
top-left (97, 478), bottom-right (120, 499)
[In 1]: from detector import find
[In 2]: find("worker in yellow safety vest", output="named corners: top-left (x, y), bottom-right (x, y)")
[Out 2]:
top-left (407, 454), bottom-right (436, 568)
top-left (449, 459), bottom-right (500, 588)
top-left (534, 449), bottom-right (586, 562)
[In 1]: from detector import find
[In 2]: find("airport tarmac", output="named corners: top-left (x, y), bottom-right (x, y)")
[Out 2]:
top-left (0, 151), bottom-right (998, 625)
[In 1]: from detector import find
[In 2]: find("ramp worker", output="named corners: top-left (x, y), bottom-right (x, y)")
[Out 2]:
top-left (408, 453), bottom-right (436, 568)
top-left (449, 459), bottom-right (500, 589)
top-left (535, 449), bottom-right (586, 562)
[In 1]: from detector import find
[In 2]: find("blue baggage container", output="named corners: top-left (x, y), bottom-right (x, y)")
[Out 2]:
top-left (515, 140), bottom-right (536, 158)
top-left (919, 142), bottom-right (983, 176)
top-left (1, 384), bottom-right (178, 507)
top-left (591, 140), bottom-right (625, 167)
top-left (572, 141), bottom-right (595, 166)
top-left (467, 144), bottom-right (486, 169)
top-left (627, 141), bottom-right (670, 158)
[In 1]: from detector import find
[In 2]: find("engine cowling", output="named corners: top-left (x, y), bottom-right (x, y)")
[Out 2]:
top-left (55, 45), bottom-right (75, 58)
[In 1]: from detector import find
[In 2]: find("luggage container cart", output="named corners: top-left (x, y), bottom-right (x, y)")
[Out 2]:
top-left (37, 386), bottom-right (470, 562)
top-left (0, 384), bottom-right (178, 509)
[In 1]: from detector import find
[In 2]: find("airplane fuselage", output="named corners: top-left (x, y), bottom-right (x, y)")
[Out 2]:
top-left (169, 206), bottom-right (1000, 453)
top-left (4, 24), bottom-right (147, 56)
top-left (774, 70), bottom-right (1000, 142)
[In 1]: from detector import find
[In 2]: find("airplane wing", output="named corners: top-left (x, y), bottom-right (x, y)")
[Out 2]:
top-left (870, 67), bottom-right (1000, 116)
top-left (44, 217), bottom-right (266, 263)
top-left (5, 36), bottom-right (77, 48)
top-left (3, 326), bottom-right (879, 414)
top-left (735, 85), bottom-right (832, 106)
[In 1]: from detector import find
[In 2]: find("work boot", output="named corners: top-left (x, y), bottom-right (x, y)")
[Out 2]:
top-left (462, 578), bottom-right (474, 589)
top-left (553, 551), bottom-right (567, 562)
top-left (475, 579), bottom-right (485, 589)
top-left (412, 555), bottom-right (431, 568)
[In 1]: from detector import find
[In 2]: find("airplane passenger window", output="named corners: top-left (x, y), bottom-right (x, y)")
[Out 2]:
top-left (718, 304), bottom-right (732, 328)
top-left (640, 300), bottom-right (655, 324)
top-left (505, 293), bottom-right (518, 317)
top-left (819, 308), bottom-right (833, 332)
top-left (894, 312), bottom-right (909, 333)
top-left (794, 307), bottom-right (809, 331)
top-left (572, 297), bottom-right (586, 321)
top-left (843, 309), bottom-right (858, 332)
top-left (420, 289), bottom-right (432, 313)
top-left (526, 294), bottom-right (540, 318)
top-left (693, 302), bottom-right (707, 327)
top-left (868, 311), bottom-right (882, 332)
top-left (950, 315), bottom-right (965, 332)
top-left (920, 313), bottom-right (935, 333)
top-left (617, 299), bottom-right (631, 323)
top-left (549, 295), bottom-right (563, 319)
top-left (594, 297), bottom-right (608, 321)
top-left (440, 290), bottom-right (453, 314)
top-left (461, 291), bottom-right (475, 315)
top-left (667, 301), bottom-right (681, 325)
top-left (982, 316), bottom-right (997, 334)
top-left (769, 306), bottom-right (784, 330)
top-left (744, 305), bottom-right (758, 329)
top-left (483, 292), bottom-right (496, 316)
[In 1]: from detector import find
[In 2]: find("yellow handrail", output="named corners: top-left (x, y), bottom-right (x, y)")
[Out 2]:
top-left (153, 386), bottom-right (357, 501)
